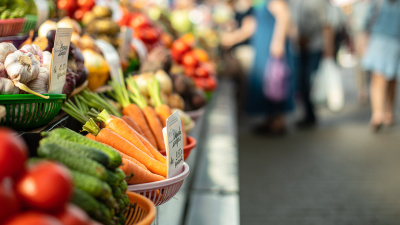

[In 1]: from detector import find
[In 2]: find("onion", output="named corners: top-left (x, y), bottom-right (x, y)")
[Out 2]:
top-left (70, 31), bottom-right (81, 49)
top-left (57, 17), bottom-right (82, 35)
top-left (80, 34), bottom-right (95, 50)
top-left (154, 70), bottom-right (172, 95)
top-left (38, 20), bottom-right (57, 38)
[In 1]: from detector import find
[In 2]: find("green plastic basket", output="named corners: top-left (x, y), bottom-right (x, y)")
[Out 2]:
top-left (20, 14), bottom-right (37, 34)
top-left (0, 94), bottom-right (66, 131)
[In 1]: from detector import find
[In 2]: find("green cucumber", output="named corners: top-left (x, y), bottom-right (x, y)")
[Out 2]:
top-left (118, 213), bottom-right (126, 225)
top-left (42, 128), bottom-right (122, 169)
top-left (70, 170), bottom-right (112, 200)
top-left (70, 188), bottom-right (101, 219)
top-left (119, 180), bottom-right (127, 193)
top-left (40, 138), bottom-right (110, 168)
top-left (38, 143), bottom-right (108, 181)
top-left (114, 168), bottom-right (125, 182)
top-left (98, 201), bottom-right (112, 225)
top-left (106, 170), bottom-right (121, 188)
top-left (113, 187), bottom-right (122, 199)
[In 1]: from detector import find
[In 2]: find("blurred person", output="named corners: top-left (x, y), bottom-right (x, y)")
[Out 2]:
top-left (362, 0), bottom-right (400, 131)
top-left (245, 0), bottom-right (291, 134)
top-left (287, 0), bottom-right (336, 127)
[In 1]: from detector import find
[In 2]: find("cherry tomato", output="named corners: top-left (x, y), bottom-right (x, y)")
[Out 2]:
top-left (0, 179), bottom-right (20, 224)
top-left (16, 161), bottom-right (73, 212)
top-left (171, 49), bottom-right (183, 63)
top-left (77, 0), bottom-right (94, 8)
top-left (118, 6), bottom-right (131, 26)
top-left (171, 39), bottom-right (191, 55)
top-left (129, 13), bottom-right (150, 29)
top-left (203, 76), bottom-right (218, 91)
top-left (57, 0), bottom-right (76, 11)
top-left (193, 77), bottom-right (205, 89)
top-left (195, 65), bottom-right (210, 77)
top-left (136, 27), bottom-right (160, 44)
top-left (182, 52), bottom-right (199, 68)
top-left (184, 66), bottom-right (196, 77)
top-left (73, 7), bottom-right (91, 21)
top-left (180, 33), bottom-right (196, 47)
top-left (192, 48), bottom-right (209, 62)
top-left (0, 128), bottom-right (27, 180)
top-left (55, 204), bottom-right (91, 225)
top-left (4, 212), bottom-right (62, 225)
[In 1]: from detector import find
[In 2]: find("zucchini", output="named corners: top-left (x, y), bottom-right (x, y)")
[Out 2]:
top-left (38, 143), bottom-right (108, 181)
top-left (42, 128), bottom-right (122, 169)
top-left (119, 180), bottom-right (127, 193)
top-left (70, 170), bottom-right (112, 200)
top-left (70, 188), bottom-right (101, 219)
top-left (40, 138), bottom-right (110, 168)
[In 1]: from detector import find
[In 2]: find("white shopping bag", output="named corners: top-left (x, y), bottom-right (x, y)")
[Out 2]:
top-left (312, 58), bottom-right (344, 112)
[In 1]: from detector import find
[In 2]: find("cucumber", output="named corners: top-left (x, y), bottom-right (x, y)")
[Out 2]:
top-left (40, 138), bottom-right (110, 168)
top-left (38, 143), bottom-right (108, 181)
top-left (70, 170), bottom-right (112, 200)
top-left (113, 187), bottom-right (122, 199)
top-left (119, 180), bottom-right (127, 193)
top-left (70, 188), bottom-right (101, 219)
top-left (103, 195), bottom-right (119, 212)
top-left (42, 128), bottom-right (122, 169)
top-left (118, 213), bottom-right (126, 225)
top-left (106, 170), bottom-right (121, 188)
top-left (98, 201), bottom-right (112, 225)
top-left (114, 168), bottom-right (125, 182)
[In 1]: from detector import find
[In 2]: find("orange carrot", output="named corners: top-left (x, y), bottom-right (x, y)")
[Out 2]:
top-left (142, 106), bottom-right (166, 151)
top-left (117, 151), bottom-right (149, 171)
top-left (122, 115), bottom-right (145, 137)
top-left (86, 133), bottom-right (96, 140)
top-left (120, 158), bottom-right (165, 185)
top-left (123, 104), bottom-right (158, 149)
top-left (97, 110), bottom-right (155, 159)
top-left (155, 104), bottom-right (171, 128)
top-left (95, 128), bottom-right (167, 177)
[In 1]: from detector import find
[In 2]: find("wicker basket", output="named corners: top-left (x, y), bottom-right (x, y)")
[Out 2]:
top-left (0, 18), bottom-right (26, 37)
top-left (159, 136), bottom-right (197, 161)
top-left (0, 94), bottom-right (66, 131)
top-left (125, 191), bottom-right (156, 225)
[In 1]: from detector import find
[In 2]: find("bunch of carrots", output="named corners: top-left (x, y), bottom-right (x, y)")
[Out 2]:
top-left (61, 71), bottom-right (188, 184)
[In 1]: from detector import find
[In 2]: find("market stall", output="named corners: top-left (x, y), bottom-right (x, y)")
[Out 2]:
top-left (0, 0), bottom-right (224, 224)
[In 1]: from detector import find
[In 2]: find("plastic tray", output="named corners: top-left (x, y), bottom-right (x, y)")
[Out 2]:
top-left (159, 136), bottom-right (197, 161)
top-left (0, 94), bottom-right (66, 131)
top-left (127, 163), bottom-right (190, 206)
top-left (0, 18), bottom-right (26, 37)
top-left (125, 191), bottom-right (156, 225)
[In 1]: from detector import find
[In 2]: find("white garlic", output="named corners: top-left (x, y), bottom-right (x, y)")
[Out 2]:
top-left (5, 50), bottom-right (40, 84)
top-left (0, 42), bottom-right (17, 64)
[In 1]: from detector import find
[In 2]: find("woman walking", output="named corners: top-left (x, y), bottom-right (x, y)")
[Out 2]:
top-left (362, 0), bottom-right (400, 131)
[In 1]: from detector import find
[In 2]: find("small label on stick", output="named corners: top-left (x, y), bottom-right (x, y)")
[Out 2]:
top-left (164, 111), bottom-right (184, 178)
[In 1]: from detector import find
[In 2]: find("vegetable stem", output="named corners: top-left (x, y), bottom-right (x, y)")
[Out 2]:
top-left (82, 118), bottom-right (100, 136)
top-left (13, 81), bottom-right (49, 99)
top-left (61, 100), bottom-right (90, 124)
top-left (126, 77), bottom-right (147, 109)
top-left (147, 77), bottom-right (163, 107)
top-left (97, 109), bottom-right (112, 124)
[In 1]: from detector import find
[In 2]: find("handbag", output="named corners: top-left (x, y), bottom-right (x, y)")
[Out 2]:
top-left (262, 57), bottom-right (290, 102)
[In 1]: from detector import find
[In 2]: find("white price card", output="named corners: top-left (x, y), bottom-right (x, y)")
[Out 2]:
top-left (118, 27), bottom-right (133, 61)
top-left (163, 111), bottom-right (184, 178)
top-left (48, 28), bottom-right (73, 94)
top-left (95, 39), bottom-right (123, 84)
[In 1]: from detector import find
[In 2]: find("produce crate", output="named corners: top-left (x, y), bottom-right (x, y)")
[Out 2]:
top-left (125, 191), bottom-right (156, 225)
top-left (0, 94), bottom-right (66, 131)
top-left (19, 14), bottom-right (37, 34)
top-left (0, 18), bottom-right (26, 37)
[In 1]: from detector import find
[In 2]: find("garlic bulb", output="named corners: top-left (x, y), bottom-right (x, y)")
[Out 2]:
top-left (42, 51), bottom-right (52, 70)
top-left (5, 50), bottom-right (40, 84)
top-left (0, 62), bottom-right (6, 78)
top-left (27, 67), bottom-right (49, 94)
top-left (0, 77), bottom-right (19, 94)
top-left (20, 44), bottom-right (44, 66)
top-left (0, 42), bottom-right (17, 64)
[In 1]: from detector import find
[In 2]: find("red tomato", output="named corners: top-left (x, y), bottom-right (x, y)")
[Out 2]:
top-left (4, 212), bottom-right (62, 225)
top-left (136, 27), bottom-right (160, 44)
top-left (118, 7), bottom-right (131, 26)
top-left (182, 52), bottom-right (199, 68)
top-left (171, 49), bottom-right (183, 63)
top-left (171, 39), bottom-right (191, 55)
top-left (77, 0), bottom-right (94, 8)
top-left (184, 66), bottom-right (196, 77)
top-left (57, 0), bottom-right (76, 11)
top-left (73, 7), bottom-right (91, 21)
top-left (195, 65), bottom-right (210, 77)
top-left (193, 77), bottom-right (205, 89)
top-left (203, 76), bottom-right (218, 91)
top-left (16, 161), bottom-right (73, 212)
top-left (0, 128), bottom-right (27, 180)
top-left (0, 179), bottom-right (20, 224)
top-left (129, 13), bottom-right (150, 29)
top-left (55, 204), bottom-right (90, 225)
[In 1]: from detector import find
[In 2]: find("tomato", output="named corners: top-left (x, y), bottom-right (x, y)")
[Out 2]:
top-left (129, 13), bottom-right (150, 29)
top-left (55, 204), bottom-right (90, 225)
top-left (136, 27), bottom-right (160, 44)
top-left (4, 212), bottom-right (62, 225)
top-left (171, 39), bottom-right (191, 55)
top-left (203, 76), bottom-right (218, 91)
top-left (73, 7), bottom-right (91, 21)
top-left (192, 48), bottom-right (209, 62)
top-left (0, 128), bottom-right (27, 180)
top-left (77, 0), bottom-right (94, 8)
top-left (195, 65), bottom-right (210, 78)
top-left (171, 49), bottom-right (183, 63)
top-left (0, 179), bottom-right (20, 224)
top-left (193, 77), bottom-right (205, 89)
top-left (180, 33), bottom-right (196, 47)
top-left (182, 52), bottom-right (199, 68)
top-left (184, 66), bottom-right (196, 77)
top-left (118, 6), bottom-right (131, 26)
top-left (57, 0), bottom-right (76, 11)
top-left (16, 161), bottom-right (73, 212)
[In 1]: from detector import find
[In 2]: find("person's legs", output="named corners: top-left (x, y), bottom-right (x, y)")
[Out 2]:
top-left (384, 79), bottom-right (396, 126)
top-left (370, 72), bottom-right (388, 130)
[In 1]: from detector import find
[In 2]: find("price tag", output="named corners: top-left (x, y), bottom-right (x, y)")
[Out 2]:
top-left (95, 39), bottom-right (123, 84)
top-left (118, 27), bottom-right (133, 61)
top-left (163, 111), bottom-right (184, 178)
top-left (48, 28), bottom-right (73, 94)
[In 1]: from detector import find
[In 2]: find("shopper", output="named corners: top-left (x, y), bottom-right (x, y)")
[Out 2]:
top-left (287, 0), bottom-right (336, 128)
top-left (362, 0), bottom-right (400, 131)
top-left (245, 0), bottom-right (291, 134)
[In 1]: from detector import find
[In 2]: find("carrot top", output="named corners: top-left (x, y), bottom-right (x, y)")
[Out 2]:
top-left (126, 77), bottom-right (147, 109)
top-left (147, 77), bottom-right (163, 107)
top-left (97, 109), bottom-right (113, 125)
top-left (82, 118), bottom-right (101, 136)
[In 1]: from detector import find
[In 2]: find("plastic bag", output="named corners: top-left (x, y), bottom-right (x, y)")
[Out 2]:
top-left (262, 57), bottom-right (290, 102)
top-left (312, 58), bottom-right (344, 112)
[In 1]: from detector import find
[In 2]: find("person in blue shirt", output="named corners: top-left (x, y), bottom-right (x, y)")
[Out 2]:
top-left (362, 0), bottom-right (400, 131)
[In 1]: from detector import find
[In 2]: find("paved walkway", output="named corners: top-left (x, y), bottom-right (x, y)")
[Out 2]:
top-left (239, 72), bottom-right (400, 225)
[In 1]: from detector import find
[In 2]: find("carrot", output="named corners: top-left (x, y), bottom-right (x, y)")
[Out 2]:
top-left (120, 158), bottom-right (165, 185)
top-left (83, 121), bottom-right (167, 177)
top-left (86, 133), bottom-right (96, 140)
top-left (122, 115), bottom-right (145, 137)
top-left (129, 126), bottom-right (167, 164)
top-left (155, 104), bottom-right (171, 128)
top-left (118, 151), bottom-right (149, 171)
top-left (97, 110), bottom-right (155, 159)
top-left (122, 104), bottom-right (158, 149)
top-left (142, 106), bottom-right (165, 151)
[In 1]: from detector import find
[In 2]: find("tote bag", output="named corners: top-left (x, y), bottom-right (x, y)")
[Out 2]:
top-left (262, 57), bottom-right (290, 102)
